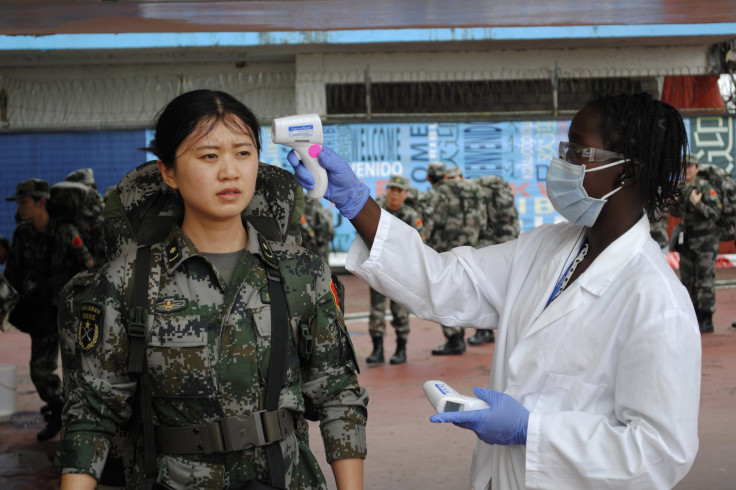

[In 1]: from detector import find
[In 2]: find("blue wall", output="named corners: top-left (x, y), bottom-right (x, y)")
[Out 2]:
top-left (0, 130), bottom-right (145, 241)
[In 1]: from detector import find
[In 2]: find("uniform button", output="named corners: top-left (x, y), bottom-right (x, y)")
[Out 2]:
top-left (197, 444), bottom-right (204, 451)
top-left (193, 428), bottom-right (200, 435)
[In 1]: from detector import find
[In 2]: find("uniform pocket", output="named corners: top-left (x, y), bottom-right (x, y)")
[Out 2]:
top-left (147, 314), bottom-right (216, 398)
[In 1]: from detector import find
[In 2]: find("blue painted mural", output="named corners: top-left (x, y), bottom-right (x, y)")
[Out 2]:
top-left (1, 116), bottom-right (734, 254)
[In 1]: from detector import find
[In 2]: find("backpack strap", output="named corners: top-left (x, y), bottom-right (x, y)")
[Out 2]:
top-left (126, 245), bottom-right (158, 490)
top-left (259, 236), bottom-right (289, 490)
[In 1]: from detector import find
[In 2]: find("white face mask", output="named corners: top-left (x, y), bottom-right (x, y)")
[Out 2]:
top-left (545, 157), bottom-right (625, 227)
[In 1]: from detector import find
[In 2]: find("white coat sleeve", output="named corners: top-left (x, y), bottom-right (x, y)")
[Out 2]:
top-left (525, 308), bottom-right (701, 489)
top-left (346, 208), bottom-right (514, 328)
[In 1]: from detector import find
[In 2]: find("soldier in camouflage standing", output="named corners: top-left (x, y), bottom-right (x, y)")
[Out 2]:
top-left (467, 174), bottom-right (521, 346)
top-left (367, 175), bottom-right (424, 365)
top-left (66, 168), bottom-right (106, 265)
top-left (57, 90), bottom-right (367, 489)
top-left (426, 165), bottom-right (487, 355)
top-left (3, 178), bottom-right (95, 441)
top-left (299, 193), bottom-right (335, 263)
top-left (675, 154), bottom-right (722, 333)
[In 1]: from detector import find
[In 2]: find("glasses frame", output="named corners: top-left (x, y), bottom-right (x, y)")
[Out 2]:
top-left (559, 141), bottom-right (625, 164)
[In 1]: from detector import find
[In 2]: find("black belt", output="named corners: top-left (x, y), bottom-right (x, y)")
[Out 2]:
top-left (155, 409), bottom-right (295, 455)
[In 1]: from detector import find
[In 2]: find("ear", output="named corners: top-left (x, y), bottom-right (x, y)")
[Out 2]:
top-left (157, 160), bottom-right (178, 190)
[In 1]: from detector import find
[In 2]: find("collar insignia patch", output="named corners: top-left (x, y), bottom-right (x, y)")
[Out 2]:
top-left (155, 297), bottom-right (188, 314)
top-left (166, 238), bottom-right (182, 265)
top-left (78, 302), bottom-right (103, 354)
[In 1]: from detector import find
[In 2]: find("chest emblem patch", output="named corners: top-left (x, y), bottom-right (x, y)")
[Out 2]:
top-left (78, 301), bottom-right (103, 354)
top-left (155, 297), bottom-right (188, 314)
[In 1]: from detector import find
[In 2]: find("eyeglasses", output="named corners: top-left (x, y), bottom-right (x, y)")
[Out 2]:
top-left (558, 141), bottom-right (625, 164)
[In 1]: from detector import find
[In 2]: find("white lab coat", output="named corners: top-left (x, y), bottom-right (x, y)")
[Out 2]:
top-left (346, 210), bottom-right (701, 490)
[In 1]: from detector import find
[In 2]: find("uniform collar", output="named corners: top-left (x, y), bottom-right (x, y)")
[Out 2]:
top-left (162, 220), bottom-right (264, 274)
top-left (578, 213), bottom-right (650, 297)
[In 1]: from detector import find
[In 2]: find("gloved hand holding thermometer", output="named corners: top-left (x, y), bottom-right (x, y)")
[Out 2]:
top-left (427, 383), bottom-right (530, 446)
top-left (272, 114), bottom-right (327, 199)
top-left (287, 146), bottom-right (370, 219)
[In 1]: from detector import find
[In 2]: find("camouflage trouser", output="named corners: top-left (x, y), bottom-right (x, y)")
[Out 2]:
top-left (30, 326), bottom-right (64, 408)
top-left (369, 288), bottom-right (410, 339)
top-left (679, 236), bottom-right (719, 313)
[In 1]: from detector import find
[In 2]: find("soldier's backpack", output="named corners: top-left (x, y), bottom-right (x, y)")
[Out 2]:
top-left (474, 175), bottom-right (520, 246)
top-left (698, 163), bottom-right (736, 241)
top-left (428, 179), bottom-right (488, 250)
top-left (48, 181), bottom-right (106, 266)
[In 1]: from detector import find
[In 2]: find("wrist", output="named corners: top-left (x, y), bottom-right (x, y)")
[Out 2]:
top-left (337, 183), bottom-right (371, 219)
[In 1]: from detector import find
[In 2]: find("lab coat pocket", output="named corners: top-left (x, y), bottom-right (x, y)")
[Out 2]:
top-left (147, 315), bottom-right (216, 399)
top-left (534, 373), bottom-right (608, 413)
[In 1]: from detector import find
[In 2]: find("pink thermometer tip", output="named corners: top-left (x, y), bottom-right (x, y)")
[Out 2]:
top-left (308, 144), bottom-right (322, 158)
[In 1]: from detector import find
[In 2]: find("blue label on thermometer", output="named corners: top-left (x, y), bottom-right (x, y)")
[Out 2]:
top-left (288, 124), bottom-right (315, 137)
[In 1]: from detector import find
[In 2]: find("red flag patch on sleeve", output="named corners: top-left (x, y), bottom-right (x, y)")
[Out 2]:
top-left (72, 235), bottom-right (83, 248)
top-left (330, 280), bottom-right (340, 310)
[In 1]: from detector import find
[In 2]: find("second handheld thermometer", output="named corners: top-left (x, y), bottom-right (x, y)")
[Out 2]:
top-left (423, 380), bottom-right (490, 413)
top-left (271, 114), bottom-right (327, 199)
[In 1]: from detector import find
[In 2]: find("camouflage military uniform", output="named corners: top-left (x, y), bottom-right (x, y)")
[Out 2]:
top-left (677, 175), bottom-right (722, 326)
top-left (649, 214), bottom-right (669, 249)
top-left (299, 196), bottom-right (334, 263)
top-left (56, 222), bottom-right (368, 489)
top-left (369, 195), bottom-right (424, 340)
top-left (427, 179), bottom-right (487, 344)
top-left (4, 218), bottom-right (95, 417)
top-left (474, 175), bottom-right (520, 246)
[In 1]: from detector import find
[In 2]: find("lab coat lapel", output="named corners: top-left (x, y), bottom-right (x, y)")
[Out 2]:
top-left (524, 284), bottom-right (584, 340)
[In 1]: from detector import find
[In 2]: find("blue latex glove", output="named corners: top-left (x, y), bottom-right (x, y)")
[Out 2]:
top-left (286, 146), bottom-right (370, 219)
top-left (430, 388), bottom-right (529, 446)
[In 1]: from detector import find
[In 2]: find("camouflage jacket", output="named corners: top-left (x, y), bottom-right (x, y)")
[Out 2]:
top-left (5, 218), bottom-right (94, 305)
top-left (473, 175), bottom-right (520, 246)
top-left (299, 197), bottom-right (334, 262)
top-left (678, 175), bottom-right (723, 242)
top-left (56, 223), bottom-right (367, 488)
top-left (426, 179), bottom-right (487, 252)
top-left (375, 195), bottom-right (425, 240)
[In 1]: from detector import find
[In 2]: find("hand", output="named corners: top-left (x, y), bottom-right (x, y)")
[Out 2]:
top-left (689, 188), bottom-right (702, 206)
top-left (430, 388), bottom-right (529, 445)
top-left (287, 147), bottom-right (370, 219)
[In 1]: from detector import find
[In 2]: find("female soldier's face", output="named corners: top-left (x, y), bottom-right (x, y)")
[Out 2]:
top-left (159, 118), bottom-right (259, 226)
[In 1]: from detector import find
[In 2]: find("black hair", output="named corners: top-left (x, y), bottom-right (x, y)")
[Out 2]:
top-left (590, 92), bottom-right (688, 218)
top-left (145, 89), bottom-right (262, 168)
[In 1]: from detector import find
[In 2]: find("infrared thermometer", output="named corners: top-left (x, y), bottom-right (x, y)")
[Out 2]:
top-left (271, 114), bottom-right (327, 199)
top-left (423, 380), bottom-right (489, 413)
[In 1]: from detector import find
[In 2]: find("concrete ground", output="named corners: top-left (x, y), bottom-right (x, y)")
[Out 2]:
top-left (1, 270), bottom-right (735, 489)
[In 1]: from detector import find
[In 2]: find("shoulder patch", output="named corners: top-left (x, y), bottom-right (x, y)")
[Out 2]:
top-left (155, 296), bottom-right (188, 314)
top-left (78, 301), bottom-right (103, 354)
top-left (330, 280), bottom-right (340, 311)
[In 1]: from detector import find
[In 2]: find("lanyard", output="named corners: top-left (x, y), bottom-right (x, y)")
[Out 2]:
top-left (546, 239), bottom-right (588, 307)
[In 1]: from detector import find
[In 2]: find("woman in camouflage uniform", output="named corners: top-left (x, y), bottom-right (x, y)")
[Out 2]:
top-left (58, 90), bottom-right (367, 489)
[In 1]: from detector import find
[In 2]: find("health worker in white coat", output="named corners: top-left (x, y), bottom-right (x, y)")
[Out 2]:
top-left (288, 92), bottom-right (701, 490)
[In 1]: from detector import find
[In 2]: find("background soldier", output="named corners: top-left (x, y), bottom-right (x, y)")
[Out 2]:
top-left (467, 174), bottom-right (521, 346)
top-left (676, 154), bottom-right (723, 333)
top-left (299, 193), bottom-right (335, 263)
top-left (426, 166), bottom-right (487, 355)
top-left (65, 168), bottom-right (106, 265)
top-left (367, 175), bottom-right (424, 365)
top-left (4, 178), bottom-right (95, 441)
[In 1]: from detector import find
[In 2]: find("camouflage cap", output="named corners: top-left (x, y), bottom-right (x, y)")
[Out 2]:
top-left (65, 168), bottom-right (96, 185)
top-left (427, 161), bottom-right (446, 179)
top-left (386, 174), bottom-right (409, 190)
top-left (687, 153), bottom-right (699, 165)
top-left (5, 178), bottom-right (50, 201)
top-left (446, 166), bottom-right (463, 178)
